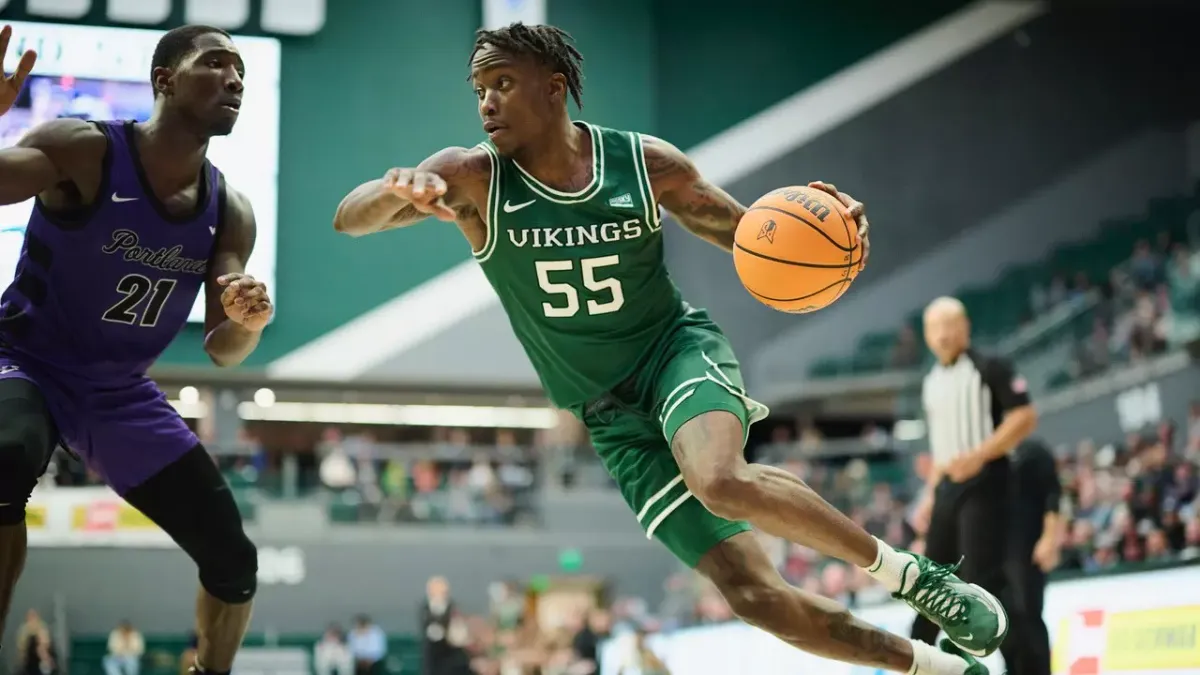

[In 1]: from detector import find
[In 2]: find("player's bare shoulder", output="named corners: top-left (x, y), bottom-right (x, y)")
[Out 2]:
top-left (417, 145), bottom-right (493, 209)
top-left (416, 145), bottom-right (493, 246)
top-left (19, 116), bottom-right (105, 148)
top-left (638, 135), bottom-right (699, 196)
top-left (17, 117), bottom-right (109, 208)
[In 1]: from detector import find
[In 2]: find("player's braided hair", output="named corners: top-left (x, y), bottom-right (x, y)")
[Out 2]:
top-left (469, 23), bottom-right (585, 109)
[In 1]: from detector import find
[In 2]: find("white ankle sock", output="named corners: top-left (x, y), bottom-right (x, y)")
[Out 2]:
top-left (863, 537), bottom-right (918, 594)
top-left (907, 640), bottom-right (968, 675)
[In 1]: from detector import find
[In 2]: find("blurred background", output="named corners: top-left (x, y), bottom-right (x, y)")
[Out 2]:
top-left (3, 1), bottom-right (1199, 675)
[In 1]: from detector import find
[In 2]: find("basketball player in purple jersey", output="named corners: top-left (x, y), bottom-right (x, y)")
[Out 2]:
top-left (0, 25), bottom-right (271, 672)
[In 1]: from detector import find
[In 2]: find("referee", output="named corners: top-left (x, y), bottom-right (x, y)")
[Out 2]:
top-left (1004, 438), bottom-right (1062, 675)
top-left (910, 297), bottom-right (1038, 660)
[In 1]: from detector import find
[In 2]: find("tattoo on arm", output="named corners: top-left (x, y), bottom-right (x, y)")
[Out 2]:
top-left (644, 137), bottom-right (746, 252)
top-left (377, 147), bottom-right (490, 229)
top-left (820, 608), bottom-right (912, 669)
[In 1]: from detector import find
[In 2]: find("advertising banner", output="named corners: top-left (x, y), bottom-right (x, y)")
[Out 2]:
top-left (26, 486), bottom-right (173, 547)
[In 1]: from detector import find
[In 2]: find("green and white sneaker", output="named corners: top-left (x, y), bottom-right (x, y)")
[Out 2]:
top-left (939, 639), bottom-right (990, 675)
top-left (895, 555), bottom-right (1008, 657)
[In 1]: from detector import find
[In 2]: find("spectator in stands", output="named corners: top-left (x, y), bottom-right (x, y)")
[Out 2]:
top-left (486, 581), bottom-right (523, 634)
top-left (1162, 508), bottom-right (1186, 551)
top-left (1131, 239), bottom-right (1164, 289)
top-left (420, 576), bottom-right (456, 675)
top-left (1128, 292), bottom-right (1167, 359)
top-left (13, 610), bottom-right (55, 675)
top-left (1069, 272), bottom-right (1093, 304)
top-left (819, 563), bottom-right (851, 606)
top-left (378, 458), bottom-right (411, 523)
top-left (797, 417), bottom-right (822, 451)
top-left (1031, 273), bottom-right (1070, 314)
top-left (1168, 243), bottom-right (1199, 301)
top-left (103, 620), bottom-right (144, 675)
top-left (347, 615), bottom-right (386, 675)
top-left (616, 628), bottom-right (670, 675)
top-left (1144, 528), bottom-right (1172, 561)
top-left (1187, 400), bottom-right (1200, 459)
top-left (314, 624), bottom-right (353, 675)
top-left (890, 325), bottom-right (920, 368)
top-left (1167, 461), bottom-right (1198, 508)
top-left (861, 423), bottom-right (890, 449)
top-left (20, 630), bottom-right (55, 675)
top-left (319, 429), bottom-right (357, 491)
top-left (1182, 516), bottom-right (1200, 559)
top-left (351, 434), bottom-right (384, 514)
top-left (569, 609), bottom-right (610, 675)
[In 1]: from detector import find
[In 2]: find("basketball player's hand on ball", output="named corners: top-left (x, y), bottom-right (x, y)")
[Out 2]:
top-left (382, 168), bottom-right (457, 222)
top-left (218, 273), bottom-right (273, 332)
top-left (808, 181), bottom-right (869, 271)
top-left (0, 25), bottom-right (37, 117)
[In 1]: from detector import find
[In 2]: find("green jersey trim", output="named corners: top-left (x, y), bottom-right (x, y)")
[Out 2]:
top-left (473, 142), bottom-right (501, 262)
top-left (512, 122), bottom-right (606, 204)
top-left (632, 132), bottom-right (663, 232)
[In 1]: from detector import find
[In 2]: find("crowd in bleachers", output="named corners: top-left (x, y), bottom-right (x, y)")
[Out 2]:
top-left (314, 428), bottom-right (539, 526)
top-left (1042, 233), bottom-right (1198, 384)
top-left (811, 187), bottom-right (1200, 385)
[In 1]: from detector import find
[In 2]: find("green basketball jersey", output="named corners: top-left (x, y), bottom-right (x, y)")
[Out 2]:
top-left (473, 122), bottom-right (687, 407)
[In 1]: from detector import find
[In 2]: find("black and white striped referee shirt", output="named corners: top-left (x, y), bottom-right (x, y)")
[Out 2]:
top-left (922, 349), bottom-right (1030, 470)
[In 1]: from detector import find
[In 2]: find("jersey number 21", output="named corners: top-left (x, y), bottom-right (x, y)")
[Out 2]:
top-left (536, 255), bottom-right (624, 318)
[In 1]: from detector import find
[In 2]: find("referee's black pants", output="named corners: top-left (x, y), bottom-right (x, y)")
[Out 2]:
top-left (1001, 524), bottom-right (1051, 675)
top-left (911, 468), bottom-right (1014, 662)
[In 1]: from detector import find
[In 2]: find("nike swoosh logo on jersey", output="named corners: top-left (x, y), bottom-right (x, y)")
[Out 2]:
top-left (503, 199), bottom-right (536, 213)
top-left (111, 192), bottom-right (138, 202)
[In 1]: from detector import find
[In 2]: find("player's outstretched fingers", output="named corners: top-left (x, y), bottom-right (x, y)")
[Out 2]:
top-left (808, 181), bottom-right (838, 198)
top-left (410, 171), bottom-right (429, 198)
top-left (383, 168), bottom-right (413, 194)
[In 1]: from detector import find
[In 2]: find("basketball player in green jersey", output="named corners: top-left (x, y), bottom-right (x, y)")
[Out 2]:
top-left (335, 24), bottom-right (1007, 675)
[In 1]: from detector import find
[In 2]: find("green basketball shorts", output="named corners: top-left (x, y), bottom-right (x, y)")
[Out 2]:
top-left (570, 315), bottom-right (770, 567)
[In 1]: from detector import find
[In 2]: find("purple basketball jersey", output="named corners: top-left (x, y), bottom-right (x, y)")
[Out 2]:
top-left (0, 120), bottom-right (220, 378)
top-left (0, 120), bottom-right (222, 493)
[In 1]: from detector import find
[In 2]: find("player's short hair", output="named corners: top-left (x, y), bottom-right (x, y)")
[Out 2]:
top-left (469, 23), bottom-right (585, 109)
top-left (150, 24), bottom-right (231, 95)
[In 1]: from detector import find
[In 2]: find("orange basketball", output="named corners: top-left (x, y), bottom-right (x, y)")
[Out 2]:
top-left (733, 185), bottom-right (862, 313)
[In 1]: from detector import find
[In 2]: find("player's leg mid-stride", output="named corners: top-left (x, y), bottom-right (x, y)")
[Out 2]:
top-left (585, 325), bottom-right (1005, 675)
top-left (671, 409), bottom-right (1005, 671)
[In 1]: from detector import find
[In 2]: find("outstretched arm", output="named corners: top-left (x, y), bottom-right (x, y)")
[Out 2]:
top-left (333, 146), bottom-right (492, 237)
top-left (643, 135), bottom-right (745, 252)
